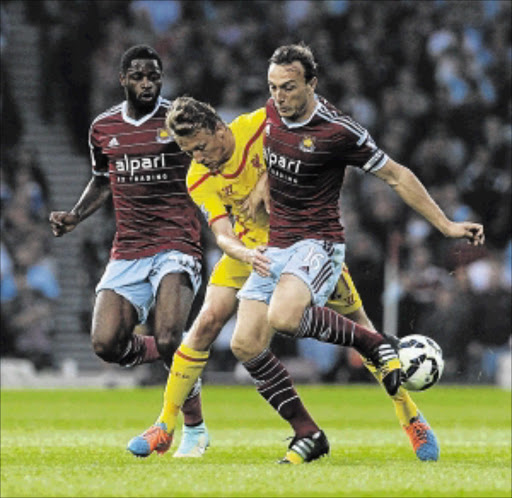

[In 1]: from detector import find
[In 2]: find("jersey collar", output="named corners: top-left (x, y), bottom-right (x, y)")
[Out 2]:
top-left (122, 96), bottom-right (162, 126)
top-left (280, 95), bottom-right (320, 129)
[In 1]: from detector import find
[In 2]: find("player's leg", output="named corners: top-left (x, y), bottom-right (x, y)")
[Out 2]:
top-left (160, 284), bottom-right (238, 457)
top-left (92, 258), bottom-right (162, 367)
top-left (150, 250), bottom-right (203, 366)
top-left (152, 271), bottom-right (207, 457)
top-left (153, 272), bottom-right (195, 365)
top-left (91, 289), bottom-right (159, 366)
top-left (148, 251), bottom-right (205, 429)
top-left (349, 310), bottom-right (440, 461)
top-left (231, 298), bottom-right (329, 464)
top-left (267, 241), bottom-right (401, 395)
top-left (128, 254), bottom-right (252, 458)
top-left (152, 271), bottom-right (202, 425)
top-left (127, 284), bottom-right (238, 457)
top-left (329, 266), bottom-right (439, 461)
top-left (327, 266), bottom-right (411, 399)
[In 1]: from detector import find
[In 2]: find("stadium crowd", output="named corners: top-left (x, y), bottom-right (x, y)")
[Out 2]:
top-left (1, 144), bottom-right (61, 370)
top-left (1, 0), bottom-right (510, 383)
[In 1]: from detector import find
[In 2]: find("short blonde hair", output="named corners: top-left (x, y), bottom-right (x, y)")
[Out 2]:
top-left (166, 96), bottom-right (222, 137)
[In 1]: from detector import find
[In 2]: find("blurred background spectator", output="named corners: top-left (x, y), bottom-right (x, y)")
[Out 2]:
top-left (1, 0), bottom-right (510, 384)
top-left (1, 143), bottom-right (60, 370)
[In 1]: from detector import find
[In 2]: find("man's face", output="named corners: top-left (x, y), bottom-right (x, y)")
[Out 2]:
top-left (267, 61), bottom-right (317, 122)
top-left (175, 126), bottom-right (230, 171)
top-left (120, 59), bottom-right (162, 111)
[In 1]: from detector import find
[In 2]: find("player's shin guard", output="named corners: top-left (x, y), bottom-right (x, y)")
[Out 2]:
top-left (156, 344), bottom-right (209, 433)
top-left (243, 349), bottom-right (319, 437)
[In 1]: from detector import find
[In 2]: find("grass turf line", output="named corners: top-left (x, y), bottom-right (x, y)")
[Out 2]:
top-left (1, 385), bottom-right (510, 497)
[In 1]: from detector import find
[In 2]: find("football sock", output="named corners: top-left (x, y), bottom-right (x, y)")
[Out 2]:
top-left (156, 344), bottom-right (209, 432)
top-left (296, 306), bottom-right (384, 357)
top-left (119, 334), bottom-right (160, 367)
top-left (181, 383), bottom-right (204, 427)
top-left (142, 335), bottom-right (160, 362)
top-left (243, 349), bottom-right (319, 438)
top-left (392, 387), bottom-right (419, 426)
top-left (361, 356), bottom-right (419, 426)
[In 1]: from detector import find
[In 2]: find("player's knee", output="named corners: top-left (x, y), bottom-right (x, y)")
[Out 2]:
top-left (91, 334), bottom-right (122, 363)
top-left (154, 330), bottom-right (181, 363)
top-left (194, 308), bottom-right (225, 344)
top-left (267, 307), bottom-right (300, 335)
top-left (230, 335), bottom-right (262, 362)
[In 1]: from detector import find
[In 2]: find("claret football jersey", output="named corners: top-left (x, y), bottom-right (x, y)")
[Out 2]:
top-left (264, 95), bottom-right (388, 248)
top-left (89, 97), bottom-right (202, 260)
top-left (187, 108), bottom-right (269, 249)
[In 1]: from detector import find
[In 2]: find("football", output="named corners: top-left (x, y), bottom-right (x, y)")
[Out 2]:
top-left (398, 334), bottom-right (444, 391)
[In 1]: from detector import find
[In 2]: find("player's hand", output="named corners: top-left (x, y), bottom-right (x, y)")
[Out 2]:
top-left (49, 211), bottom-right (80, 237)
top-left (240, 173), bottom-right (270, 220)
top-left (246, 246), bottom-right (271, 277)
top-left (240, 190), bottom-right (268, 221)
top-left (240, 194), bottom-right (259, 221)
top-left (444, 221), bottom-right (485, 246)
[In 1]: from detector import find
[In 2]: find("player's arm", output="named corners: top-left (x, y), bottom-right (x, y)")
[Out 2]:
top-left (50, 126), bottom-right (113, 237)
top-left (211, 216), bottom-right (270, 277)
top-left (373, 158), bottom-right (485, 246)
top-left (240, 171), bottom-right (270, 219)
top-left (49, 175), bottom-right (111, 237)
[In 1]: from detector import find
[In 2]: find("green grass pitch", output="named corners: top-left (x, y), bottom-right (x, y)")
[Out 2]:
top-left (1, 385), bottom-right (510, 497)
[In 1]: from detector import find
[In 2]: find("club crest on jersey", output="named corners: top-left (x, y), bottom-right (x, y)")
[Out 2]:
top-left (156, 128), bottom-right (172, 143)
top-left (222, 184), bottom-right (233, 196)
top-left (251, 154), bottom-right (263, 169)
top-left (299, 135), bottom-right (316, 152)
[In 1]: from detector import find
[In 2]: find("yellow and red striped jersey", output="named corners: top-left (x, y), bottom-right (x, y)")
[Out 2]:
top-left (186, 108), bottom-right (269, 249)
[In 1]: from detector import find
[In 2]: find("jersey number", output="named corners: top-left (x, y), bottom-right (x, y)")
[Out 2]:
top-left (303, 247), bottom-right (326, 271)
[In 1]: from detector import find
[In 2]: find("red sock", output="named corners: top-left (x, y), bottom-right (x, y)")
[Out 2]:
top-left (141, 335), bottom-right (160, 363)
top-left (119, 334), bottom-right (160, 367)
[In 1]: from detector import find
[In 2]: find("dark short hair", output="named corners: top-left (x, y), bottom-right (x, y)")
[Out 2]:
top-left (269, 42), bottom-right (318, 82)
top-left (120, 45), bottom-right (163, 74)
top-left (166, 96), bottom-right (223, 137)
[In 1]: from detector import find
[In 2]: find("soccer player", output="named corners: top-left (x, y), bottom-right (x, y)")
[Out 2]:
top-left (232, 43), bottom-right (484, 462)
top-left (127, 95), bottom-right (446, 463)
top-left (48, 45), bottom-right (208, 456)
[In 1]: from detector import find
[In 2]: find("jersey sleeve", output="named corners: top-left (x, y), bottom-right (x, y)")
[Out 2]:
top-left (333, 117), bottom-right (388, 174)
top-left (186, 162), bottom-right (229, 226)
top-left (88, 122), bottom-right (109, 177)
